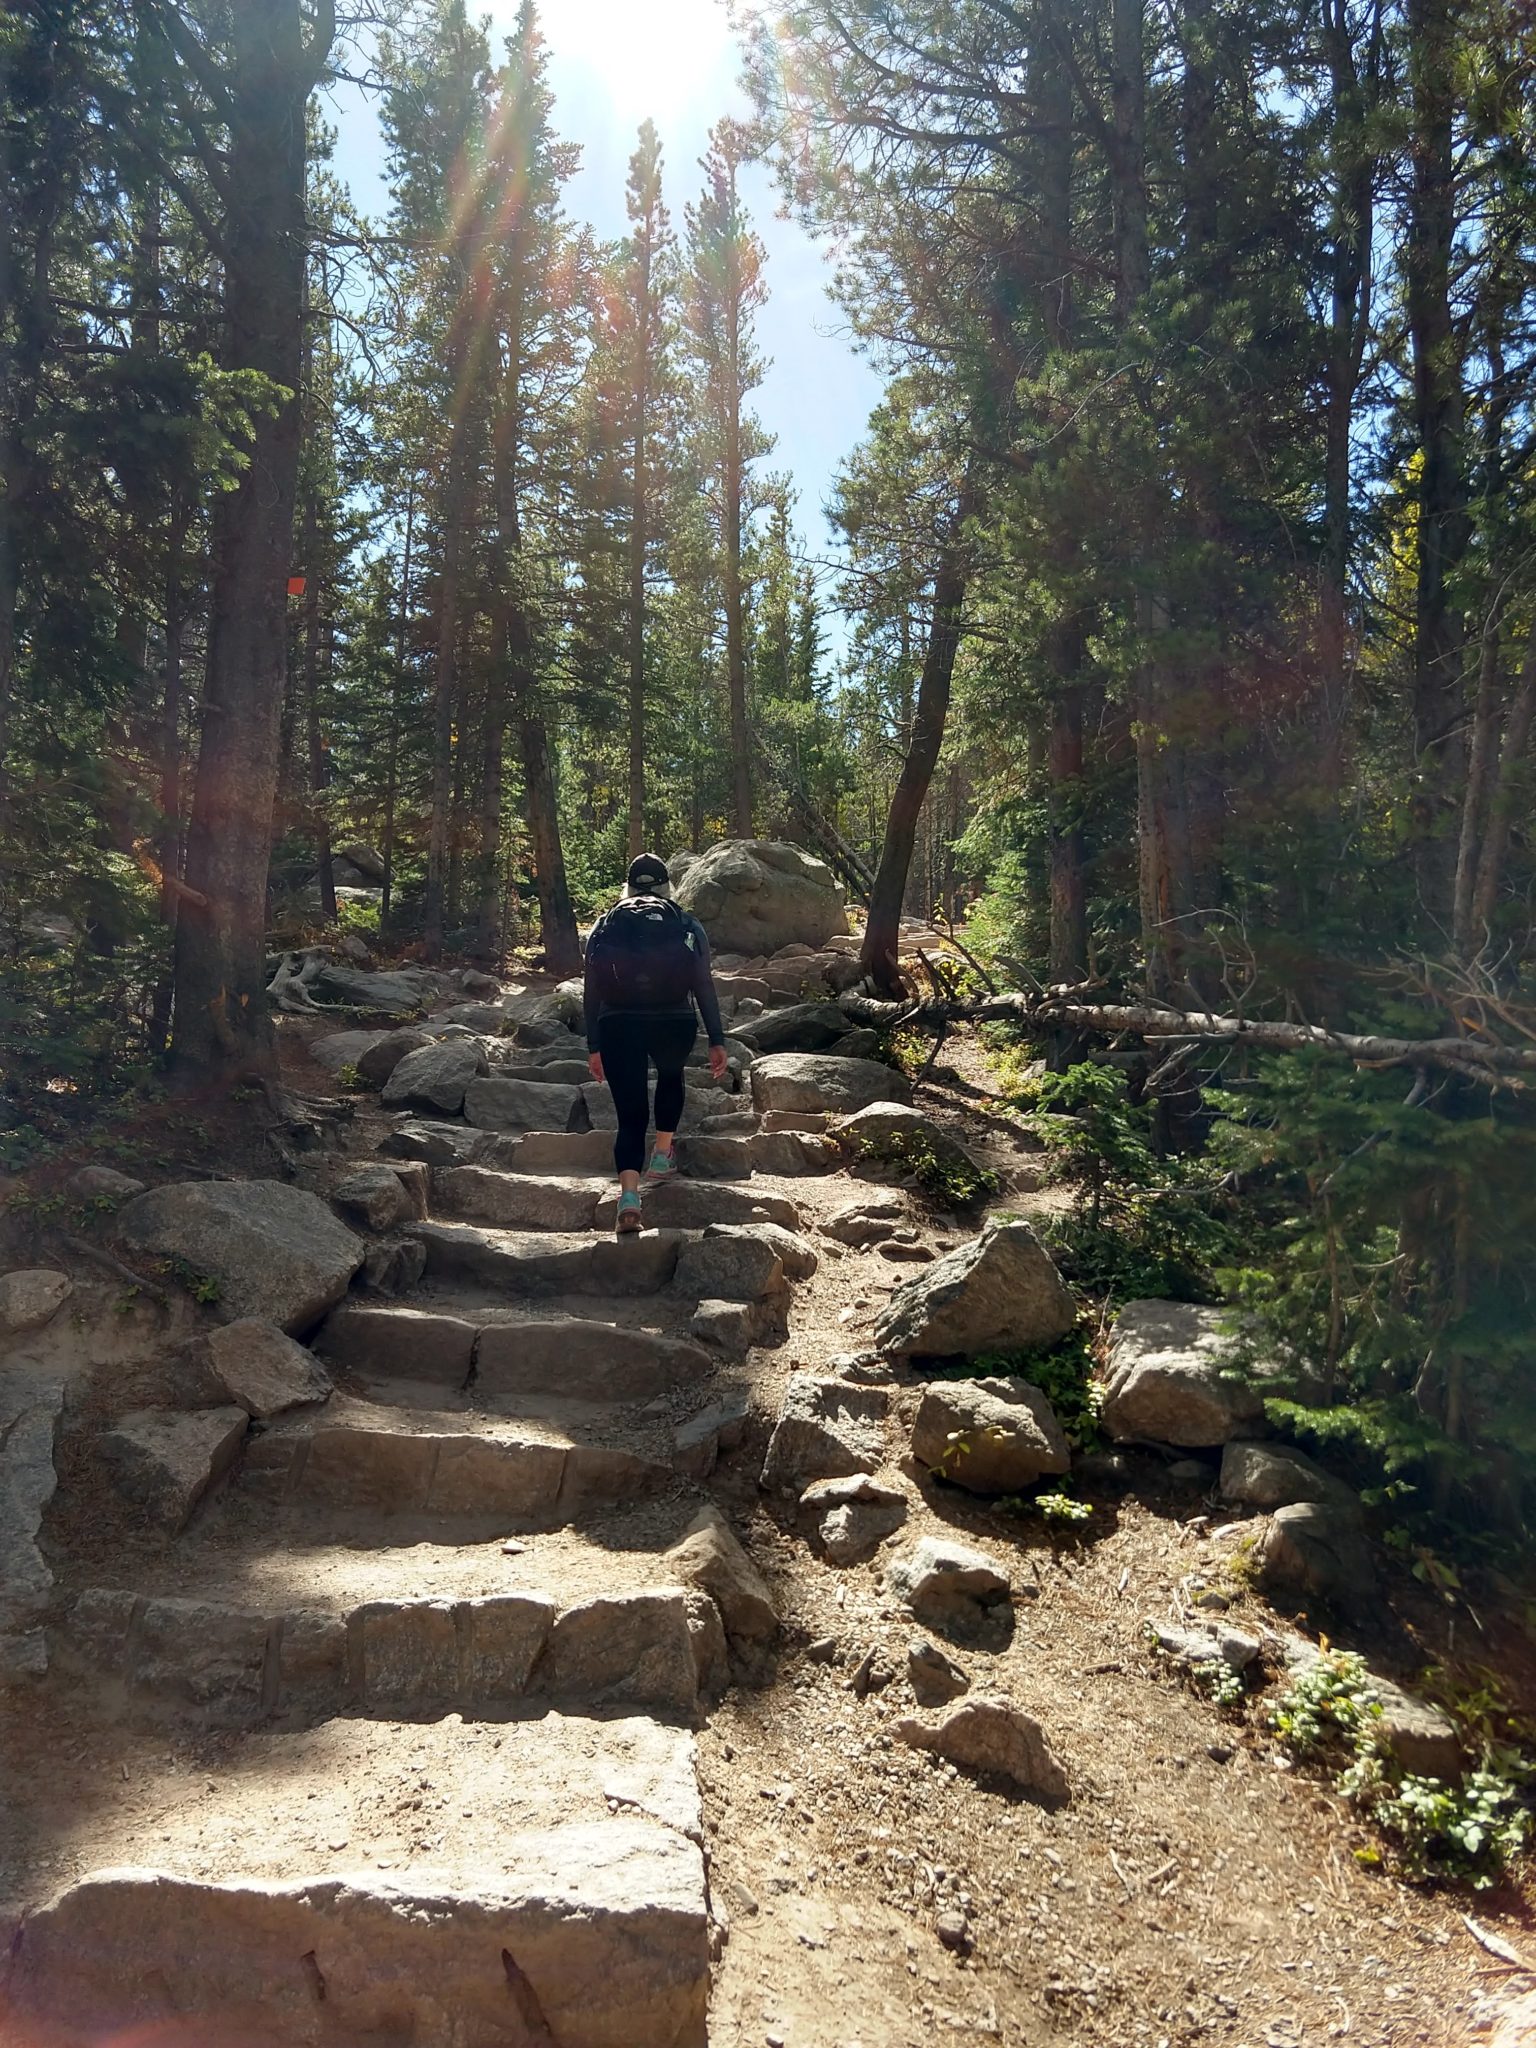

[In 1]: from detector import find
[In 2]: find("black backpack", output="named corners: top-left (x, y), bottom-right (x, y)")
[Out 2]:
top-left (587, 896), bottom-right (699, 1011)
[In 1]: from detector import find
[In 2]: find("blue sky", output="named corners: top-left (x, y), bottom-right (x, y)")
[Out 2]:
top-left (325, 0), bottom-right (884, 570)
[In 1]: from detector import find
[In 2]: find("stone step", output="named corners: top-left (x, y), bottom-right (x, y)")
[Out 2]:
top-left (410, 1219), bottom-right (684, 1295)
top-left (319, 1301), bottom-right (718, 1404)
top-left (56, 1569), bottom-right (704, 1723)
top-left (4, 1711), bottom-right (709, 2048)
top-left (239, 1394), bottom-right (672, 1531)
top-left (482, 1127), bottom-right (754, 1179)
top-left (590, 1179), bottom-right (800, 1233)
top-left (430, 1165), bottom-right (802, 1236)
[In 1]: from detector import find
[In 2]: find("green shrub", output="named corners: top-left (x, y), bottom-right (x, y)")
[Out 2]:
top-left (933, 1323), bottom-right (1101, 1448)
top-left (851, 1126), bottom-right (999, 1206)
top-left (1269, 1648), bottom-right (1533, 1889)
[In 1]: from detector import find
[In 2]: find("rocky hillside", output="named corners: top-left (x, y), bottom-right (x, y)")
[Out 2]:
top-left (0, 938), bottom-right (1532, 2046)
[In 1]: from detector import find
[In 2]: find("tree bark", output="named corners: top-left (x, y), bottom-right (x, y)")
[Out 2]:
top-left (518, 704), bottom-right (581, 975)
top-left (1469, 617), bottom-right (1536, 942)
top-left (1047, 652), bottom-right (1089, 984)
top-left (300, 488), bottom-right (336, 924)
top-left (170, 0), bottom-right (334, 1078)
top-left (724, 272), bottom-right (752, 837)
top-left (859, 494), bottom-right (972, 995)
top-left (1452, 591), bottom-right (1504, 957)
top-left (1405, 0), bottom-right (1470, 924)
top-left (381, 483), bottom-right (414, 938)
top-left (627, 232), bottom-right (653, 860)
top-left (424, 425), bottom-right (470, 960)
top-left (1318, 0), bottom-right (1378, 780)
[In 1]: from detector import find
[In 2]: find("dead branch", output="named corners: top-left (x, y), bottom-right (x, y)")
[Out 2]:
top-left (55, 1233), bottom-right (171, 1305)
top-left (838, 991), bottom-right (1536, 1083)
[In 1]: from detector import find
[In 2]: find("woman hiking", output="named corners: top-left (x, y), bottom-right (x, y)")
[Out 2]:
top-left (583, 852), bottom-right (728, 1234)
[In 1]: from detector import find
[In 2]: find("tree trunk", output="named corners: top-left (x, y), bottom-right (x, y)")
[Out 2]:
top-left (1452, 591), bottom-right (1504, 957)
top-left (300, 489), bottom-right (336, 924)
top-left (381, 483), bottom-right (414, 938)
top-left (859, 497), bottom-right (971, 996)
top-left (627, 235), bottom-right (652, 861)
top-left (1469, 617), bottom-right (1536, 941)
top-left (1047, 655), bottom-right (1088, 984)
top-left (1405, 0), bottom-right (1470, 924)
top-left (424, 432), bottom-right (470, 961)
top-left (518, 705), bottom-right (581, 975)
top-left (171, 0), bottom-right (333, 1078)
top-left (1318, 0), bottom-right (1377, 780)
top-left (148, 542), bottom-right (190, 1054)
top-left (724, 286), bottom-right (752, 836)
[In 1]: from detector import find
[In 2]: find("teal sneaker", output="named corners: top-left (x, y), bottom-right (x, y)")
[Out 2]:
top-left (644, 1148), bottom-right (678, 1184)
top-left (615, 1189), bottom-right (644, 1235)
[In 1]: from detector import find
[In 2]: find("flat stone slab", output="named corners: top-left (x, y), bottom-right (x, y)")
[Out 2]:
top-left (59, 1582), bottom-right (703, 1722)
top-left (312, 963), bottom-right (439, 1014)
top-left (465, 1075), bottom-right (583, 1132)
top-left (747, 1130), bottom-right (838, 1176)
top-left (378, 1121), bottom-right (494, 1169)
top-left (117, 1180), bottom-right (364, 1334)
top-left (7, 1716), bottom-right (709, 2048)
top-left (251, 1402), bottom-right (670, 1529)
top-left (411, 1221), bottom-right (683, 1297)
top-left (592, 1181), bottom-right (800, 1232)
top-left (474, 1321), bottom-right (715, 1405)
top-left (309, 1028), bottom-right (386, 1073)
top-left (493, 1128), bottom-right (618, 1175)
top-left (380, 1039), bottom-right (487, 1115)
top-left (677, 1135), bottom-right (754, 1180)
top-left (435, 1167), bottom-right (602, 1232)
top-left (317, 1303), bottom-right (478, 1386)
top-left (98, 1406), bottom-right (249, 1534)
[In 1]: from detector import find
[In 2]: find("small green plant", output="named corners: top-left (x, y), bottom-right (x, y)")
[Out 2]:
top-left (1339, 1755), bottom-right (1531, 1889)
top-left (1270, 1650), bottom-right (1534, 1889)
top-left (1268, 1648), bottom-right (1380, 1756)
top-left (1036, 1490), bottom-right (1092, 1525)
top-left (1190, 1658), bottom-right (1246, 1709)
top-left (933, 1424), bottom-right (1010, 1480)
top-left (165, 1255), bottom-right (221, 1306)
top-left (335, 1062), bottom-right (364, 1090)
top-left (957, 1324), bottom-right (1101, 1448)
top-left (851, 1128), bottom-right (999, 1207)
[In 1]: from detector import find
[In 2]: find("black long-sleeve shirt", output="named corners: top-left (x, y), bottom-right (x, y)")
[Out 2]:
top-left (583, 906), bottom-right (725, 1050)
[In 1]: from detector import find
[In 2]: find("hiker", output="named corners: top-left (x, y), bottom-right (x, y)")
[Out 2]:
top-left (584, 852), bottom-right (728, 1234)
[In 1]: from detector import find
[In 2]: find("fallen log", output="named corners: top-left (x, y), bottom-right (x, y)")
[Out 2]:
top-left (839, 991), bottom-right (1536, 1084)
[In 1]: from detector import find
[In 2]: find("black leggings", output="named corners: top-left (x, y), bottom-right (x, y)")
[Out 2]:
top-left (598, 1012), bottom-right (698, 1176)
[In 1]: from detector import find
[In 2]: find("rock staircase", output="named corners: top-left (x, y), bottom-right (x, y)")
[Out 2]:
top-left (4, 1095), bottom-right (830, 2046)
